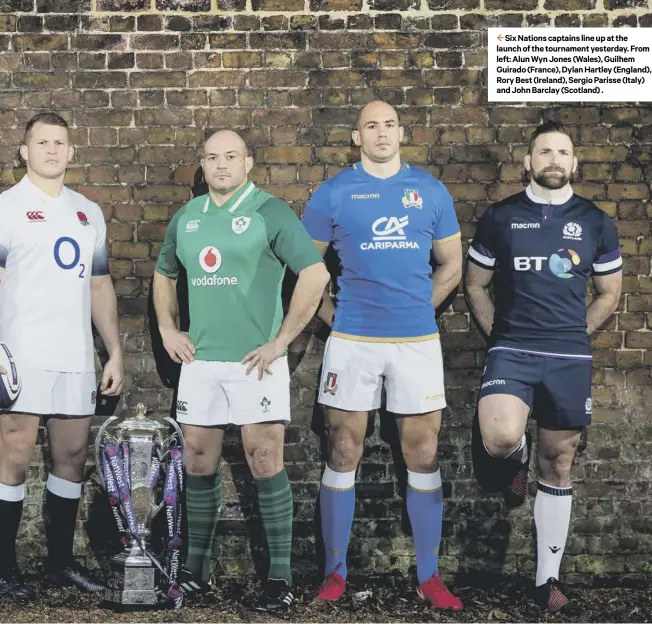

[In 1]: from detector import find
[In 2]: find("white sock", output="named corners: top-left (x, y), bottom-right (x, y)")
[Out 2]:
top-left (506, 434), bottom-right (528, 464)
top-left (534, 481), bottom-right (573, 586)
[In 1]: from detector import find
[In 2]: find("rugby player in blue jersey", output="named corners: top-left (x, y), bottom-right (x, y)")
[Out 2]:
top-left (464, 122), bottom-right (622, 613)
top-left (302, 100), bottom-right (463, 610)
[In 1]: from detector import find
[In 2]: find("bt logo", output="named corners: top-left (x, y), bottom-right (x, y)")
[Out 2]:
top-left (513, 249), bottom-right (580, 278)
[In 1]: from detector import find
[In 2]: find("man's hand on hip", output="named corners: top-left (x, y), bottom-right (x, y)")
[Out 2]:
top-left (241, 338), bottom-right (286, 381)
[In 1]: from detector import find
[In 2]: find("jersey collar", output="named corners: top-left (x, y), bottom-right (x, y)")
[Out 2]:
top-left (525, 183), bottom-right (573, 205)
top-left (353, 161), bottom-right (409, 184)
top-left (202, 181), bottom-right (256, 213)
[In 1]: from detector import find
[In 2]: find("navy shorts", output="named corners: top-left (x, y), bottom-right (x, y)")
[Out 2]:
top-left (478, 349), bottom-right (592, 429)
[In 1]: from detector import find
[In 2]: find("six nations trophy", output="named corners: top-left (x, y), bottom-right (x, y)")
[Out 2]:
top-left (94, 403), bottom-right (186, 609)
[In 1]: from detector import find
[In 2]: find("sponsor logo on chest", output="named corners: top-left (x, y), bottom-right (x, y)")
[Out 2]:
top-left (360, 216), bottom-right (419, 251)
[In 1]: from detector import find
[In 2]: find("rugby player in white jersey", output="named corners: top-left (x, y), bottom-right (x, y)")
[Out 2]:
top-left (0, 113), bottom-right (124, 598)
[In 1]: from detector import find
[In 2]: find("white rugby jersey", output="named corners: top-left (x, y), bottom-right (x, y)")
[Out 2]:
top-left (0, 174), bottom-right (109, 372)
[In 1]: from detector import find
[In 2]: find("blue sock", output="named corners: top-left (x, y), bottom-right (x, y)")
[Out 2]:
top-left (320, 465), bottom-right (356, 579)
top-left (407, 469), bottom-right (444, 585)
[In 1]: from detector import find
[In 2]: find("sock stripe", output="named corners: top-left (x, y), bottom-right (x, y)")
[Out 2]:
top-left (537, 482), bottom-right (572, 496)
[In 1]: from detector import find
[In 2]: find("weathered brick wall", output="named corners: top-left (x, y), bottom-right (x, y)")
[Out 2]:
top-left (2, 0), bottom-right (651, 583)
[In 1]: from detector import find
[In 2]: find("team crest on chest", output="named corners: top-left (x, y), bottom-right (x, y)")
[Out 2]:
top-left (77, 211), bottom-right (89, 226)
top-left (401, 189), bottom-right (423, 209)
top-left (232, 216), bottom-right (251, 234)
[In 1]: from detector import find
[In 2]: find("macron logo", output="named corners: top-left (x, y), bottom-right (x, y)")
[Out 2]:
top-left (351, 194), bottom-right (380, 199)
top-left (511, 222), bottom-right (540, 229)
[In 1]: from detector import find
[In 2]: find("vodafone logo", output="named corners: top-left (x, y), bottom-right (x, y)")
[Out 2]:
top-left (26, 211), bottom-right (45, 222)
top-left (199, 246), bottom-right (222, 273)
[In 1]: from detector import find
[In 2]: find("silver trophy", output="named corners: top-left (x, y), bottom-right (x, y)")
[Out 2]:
top-left (95, 403), bottom-right (185, 607)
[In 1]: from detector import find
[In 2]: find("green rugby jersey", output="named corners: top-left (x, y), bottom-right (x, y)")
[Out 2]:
top-left (156, 182), bottom-right (322, 362)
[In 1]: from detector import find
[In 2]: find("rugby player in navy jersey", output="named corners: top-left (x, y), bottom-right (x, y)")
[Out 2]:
top-left (464, 122), bottom-right (622, 613)
top-left (302, 101), bottom-right (463, 610)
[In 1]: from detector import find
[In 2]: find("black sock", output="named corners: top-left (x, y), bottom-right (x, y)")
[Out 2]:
top-left (45, 477), bottom-right (81, 569)
top-left (0, 497), bottom-right (24, 571)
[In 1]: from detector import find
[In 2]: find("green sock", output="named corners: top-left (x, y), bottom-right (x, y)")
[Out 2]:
top-left (256, 468), bottom-right (294, 584)
top-left (185, 472), bottom-right (222, 582)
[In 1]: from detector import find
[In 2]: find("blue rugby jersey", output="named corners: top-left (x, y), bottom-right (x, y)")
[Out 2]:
top-left (468, 185), bottom-right (622, 358)
top-left (302, 162), bottom-right (460, 341)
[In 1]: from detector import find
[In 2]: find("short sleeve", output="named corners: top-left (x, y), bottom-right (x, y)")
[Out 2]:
top-left (301, 181), bottom-right (333, 245)
top-left (155, 208), bottom-right (185, 279)
top-left (259, 199), bottom-right (323, 274)
top-left (432, 182), bottom-right (461, 245)
top-left (468, 205), bottom-right (497, 270)
top-left (90, 204), bottom-right (110, 277)
top-left (0, 194), bottom-right (11, 268)
top-left (592, 212), bottom-right (622, 276)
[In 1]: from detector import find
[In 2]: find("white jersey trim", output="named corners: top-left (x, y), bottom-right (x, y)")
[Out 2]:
top-left (592, 257), bottom-right (623, 273)
top-left (468, 246), bottom-right (496, 267)
top-left (489, 346), bottom-right (593, 360)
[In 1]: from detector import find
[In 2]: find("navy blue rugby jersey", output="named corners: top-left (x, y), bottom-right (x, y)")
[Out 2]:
top-left (468, 185), bottom-right (622, 358)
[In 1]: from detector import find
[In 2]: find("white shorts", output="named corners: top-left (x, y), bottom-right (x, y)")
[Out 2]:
top-left (318, 336), bottom-right (446, 414)
top-left (176, 357), bottom-right (291, 427)
top-left (6, 369), bottom-right (97, 417)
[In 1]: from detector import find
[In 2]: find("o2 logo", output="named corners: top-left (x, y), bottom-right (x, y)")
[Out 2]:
top-left (53, 237), bottom-right (85, 278)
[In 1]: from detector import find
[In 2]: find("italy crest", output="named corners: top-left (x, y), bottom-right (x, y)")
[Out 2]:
top-left (401, 189), bottom-right (423, 209)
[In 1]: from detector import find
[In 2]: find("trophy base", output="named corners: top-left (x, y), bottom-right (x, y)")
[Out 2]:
top-left (105, 545), bottom-right (160, 607)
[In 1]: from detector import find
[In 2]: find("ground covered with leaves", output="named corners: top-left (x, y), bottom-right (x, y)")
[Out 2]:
top-left (0, 576), bottom-right (649, 623)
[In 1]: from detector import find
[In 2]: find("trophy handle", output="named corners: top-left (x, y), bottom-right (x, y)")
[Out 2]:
top-left (162, 417), bottom-right (186, 457)
top-left (94, 416), bottom-right (119, 489)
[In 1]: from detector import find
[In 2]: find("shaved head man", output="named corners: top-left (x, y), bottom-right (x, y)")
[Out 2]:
top-left (353, 100), bottom-right (404, 164)
top-left (154, 129), bottom-right (328, 613)
top-left (303, 101), bottom-right (464, 610)
top-left (201, 130), bottom-right (252, 195)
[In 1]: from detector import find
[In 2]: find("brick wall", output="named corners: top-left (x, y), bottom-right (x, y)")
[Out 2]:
top-left (3, 0), bottom-right (652, 583)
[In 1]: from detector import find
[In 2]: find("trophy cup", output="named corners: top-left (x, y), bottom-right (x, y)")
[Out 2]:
top-left (95, 403), bottom-right (185, 608)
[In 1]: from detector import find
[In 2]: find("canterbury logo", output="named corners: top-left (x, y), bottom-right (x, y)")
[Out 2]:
top-left (26, 211), bottom-right (45, 221)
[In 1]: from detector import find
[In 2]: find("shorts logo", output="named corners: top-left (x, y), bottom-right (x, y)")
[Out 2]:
top-left (511, 222), bottom-right (540, 229)
top-left (26, 211), bottom-right (45, 222)
top-left (90, 390), bottom-right (96, 405)
top-left (186, 220), bottom-right (200, 232)
top-left (323, 372), bottom-right (338, 395)
top-left (563, 222), bottom-right (582, 241)
top-left (199, 246), bottom-right (222, 274)
top-left (481, 379), bottom-right (506, 389)
top-left (260, 397), bottom-right (271, 413)
top-left (401, 189), bottom-right (423, 209)
top-left (585, 397), bottom-right (592, 414)
top-left (176, 400), bottom-right (188, 414)
top-left (232, 216), bottom-right (251, 235)
top-left (425, 393), bottom-right (444, 401)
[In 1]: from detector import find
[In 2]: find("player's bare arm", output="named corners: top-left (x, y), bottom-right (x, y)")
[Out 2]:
top-left (243, 261), bottom-right (329, 380)
top-left (152, 271), bottom-right (195, 364)
top-left (90, 274), bottom-right (124, 396)
top-left (431, 237), bottom-right (463, 310)
top-left (314, 241), bottom-right (335, 327)
top-left (586, 271), bottom-right (622, 335)
top-left (464, 260), bottom-right (495, 337)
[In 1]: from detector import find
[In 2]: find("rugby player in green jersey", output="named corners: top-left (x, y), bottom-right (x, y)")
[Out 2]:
top-left (153, 130), bottom-right (329, 613)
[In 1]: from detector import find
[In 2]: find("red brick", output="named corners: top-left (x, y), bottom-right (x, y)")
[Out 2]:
top-left (256, 147), bottom-right (312, 165)
top-left (249, 70), bottom-right (307, 88)
top-left (188, 71), bottom-right (246, 88)
top-left (133, 185), bottom-right (190, 203)
top-left (138, 146), bottom-right (196, 165)
top-left (111, 242), bottom-right (149, 259)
